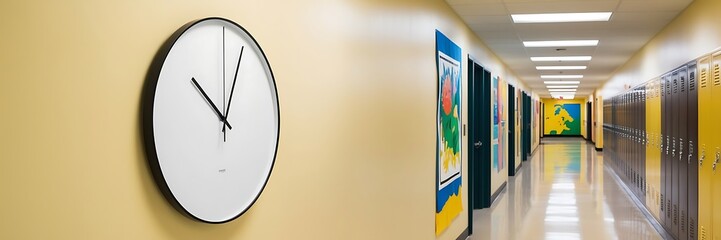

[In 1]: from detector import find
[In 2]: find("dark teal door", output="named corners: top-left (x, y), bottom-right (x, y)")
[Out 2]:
top-left (508, 85), bottom-right (516, 176)
top-left (467, 58), bottom-right (492, 220)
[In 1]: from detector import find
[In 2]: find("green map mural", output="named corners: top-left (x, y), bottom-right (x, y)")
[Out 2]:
top-left (546, 104), bottom-right (581, 135)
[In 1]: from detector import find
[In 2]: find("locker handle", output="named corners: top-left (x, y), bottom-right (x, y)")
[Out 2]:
top-left (679, 141), bottom-right (683, 161)
top-left (689, 142), bottom-right (694, 165)
top-left (714, 150), bottom-right (721, 172)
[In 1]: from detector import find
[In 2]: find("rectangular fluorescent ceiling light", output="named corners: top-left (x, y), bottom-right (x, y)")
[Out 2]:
top-left (537, 66), bottom-right (587, 70)
top-left (547, 85), bottom-right (578, 88)
top-left (542, 75), bottom-right (583, 79)
top-left (524, 40), bottom-right (598, 47)
top-left (512, 12), bottom-right (612, 23)
top-left (545, 81), bottom-right (580, 84)
top-left (531, 56), bottom-right (592, 62)
top-left (549, 89), bottom-right (577, 92)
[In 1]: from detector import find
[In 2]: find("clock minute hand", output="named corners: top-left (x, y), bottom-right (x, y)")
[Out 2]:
top-left (222, 45), bottom-right (244, 132)
top-left (191, 77), bottom-right (233, 130)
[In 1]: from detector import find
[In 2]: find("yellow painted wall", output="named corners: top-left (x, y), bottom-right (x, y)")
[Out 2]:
top-left (0, 0), bottom-right (530, 239)
top-left (601, 0), bottom-right (721, 97)
top-left (541, 98), bottom-right (586, 136)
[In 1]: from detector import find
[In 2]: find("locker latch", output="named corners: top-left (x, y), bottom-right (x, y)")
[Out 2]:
top-left (679, 139), bottom-right (683, 162)
top-left (700, 146), bottom-right (706, 166)
top-left (689, 141), bottom-right (694, 165)
top-left (672, 138), bottom-right (676, 158)
top-left (713, 149), bottom-right (720, 172)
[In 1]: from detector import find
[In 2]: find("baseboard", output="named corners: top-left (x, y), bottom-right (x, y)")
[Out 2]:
top-left (490, 181), bottom-right (508, 205)
top-left (456, 227), bottom-right (469, 240)
top-left (515, 162), bottom-right (522, 174)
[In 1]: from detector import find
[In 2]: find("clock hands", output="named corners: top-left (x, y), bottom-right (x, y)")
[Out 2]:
top-left (191, 77), bottom-right (233, 130)
top-left (222, 26), bottom-right (226, 141)
top-left (222, 45), bottom-right (245, 137)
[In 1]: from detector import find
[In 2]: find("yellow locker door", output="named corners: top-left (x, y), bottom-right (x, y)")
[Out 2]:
top-left (698, 56), bottom-right (712, 240)
top-left (647, 78), bottom-right (662, 219)
top-left (646, 80), bottom-right (661, 219)
top-left (712, 52), bottom-right (721, 240)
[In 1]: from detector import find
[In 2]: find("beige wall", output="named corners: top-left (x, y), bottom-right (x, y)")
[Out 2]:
top-left (0, 0), bottom-right (529, 239)
top-left (601, 0), bottom-right (721, 97)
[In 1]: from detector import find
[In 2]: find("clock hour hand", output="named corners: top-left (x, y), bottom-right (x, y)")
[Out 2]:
top-left (191, 77), bottom-right (233, 130)
top-left (222, 45), bottom-right (244, 133)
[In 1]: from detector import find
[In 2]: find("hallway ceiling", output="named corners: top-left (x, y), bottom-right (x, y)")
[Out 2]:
top-left (445, 0), bottom-right (694, 98)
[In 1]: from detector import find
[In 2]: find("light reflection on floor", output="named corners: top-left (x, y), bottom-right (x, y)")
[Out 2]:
top-left (470, 137), bottom-right (662, 240)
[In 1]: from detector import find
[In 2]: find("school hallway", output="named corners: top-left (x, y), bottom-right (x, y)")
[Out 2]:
top-left (471, 137), bottom-right (666, 240)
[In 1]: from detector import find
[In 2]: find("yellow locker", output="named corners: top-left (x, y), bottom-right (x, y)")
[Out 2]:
top-left (647, 78), bottom-right (661, 219)
top-left (698, 56), bottom-right (712, 240)
top-left (712, 52), bottom-right (721, 240)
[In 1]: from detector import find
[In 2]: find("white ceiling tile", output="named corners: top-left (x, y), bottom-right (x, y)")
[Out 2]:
top-left (505, 1), bottom-right (619, 14)
top-left (460, 15), bottom-right (513, 24)
top-left (450, 3), bottom-right (508, 16)
top-left (617, 0), bottom-right (693, 12)
top-left (469, 23), bottom-right (514, 31)
top-left (447, 0), bottom-right (503, 4)
top-left (446, 0), bottom-right (692, 94)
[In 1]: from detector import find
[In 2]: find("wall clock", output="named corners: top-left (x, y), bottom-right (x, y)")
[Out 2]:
top-left (143, 17), bottom-right (279, 223)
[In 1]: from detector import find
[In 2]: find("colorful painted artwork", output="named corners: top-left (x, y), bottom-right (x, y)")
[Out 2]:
top-left (546, 103), bottom-right (581, 135)
top-left (492, 76), bottom-right (505, 173)
top-left (435, 30), bottom-right (462, 236)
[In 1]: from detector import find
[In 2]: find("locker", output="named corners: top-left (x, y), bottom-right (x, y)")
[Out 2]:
top-left (642, 85), bottom-right (647, 201)
top-left (671, 71), bottom-right (680, 238)
top-left (697, 56), bottom-right (712, 240)
top-left (711, 52), bottom-right (721, 240)
top-left (654, 78), bottom-right (663, 218)
top-left (679, 66), bottom-right (689, 240)
top-left (687, 61), bottom-right (698, 240)
top-left (661, 75), bottom-right (668, 227)
top-left (647, 78), bottom-right (662, 219)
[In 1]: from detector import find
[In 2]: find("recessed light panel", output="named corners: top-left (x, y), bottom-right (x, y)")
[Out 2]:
top-left (524, 40), bottom-right (598, 47)
top-left (541, 75), bottom-right (583, 79)
top-left (546, 85), bottom-right (578, 89)
top-left (536, 66), bottom-right (587, 70)
top-left (512, 12), bottom-right (612, 23)
top-left (531, 56), bottom-right (592, 62)
top-left (549, 89), bottom-right (577, 92)
top-left (545, 81), bottom-right (580, 84)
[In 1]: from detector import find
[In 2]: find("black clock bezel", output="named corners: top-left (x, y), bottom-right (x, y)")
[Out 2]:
top-left (142, 17), bottom-right (280, 224)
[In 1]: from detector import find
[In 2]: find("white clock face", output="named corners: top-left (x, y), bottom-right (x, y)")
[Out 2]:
top-left (145, 18), bottom-right (279, 223)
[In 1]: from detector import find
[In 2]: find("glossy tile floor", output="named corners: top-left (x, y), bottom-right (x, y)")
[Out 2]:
top-left (470, 137), bottom-right (664, 240)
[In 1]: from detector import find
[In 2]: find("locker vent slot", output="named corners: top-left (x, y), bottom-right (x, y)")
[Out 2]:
top-left (701, 69), bottom-right (708, 88)
top-left (715, 63), bottom-right (721, 85)
top-left (701, 226), bottom-right (706, 240)
top-left (681, 211), bottom-right (686, 232)
top-left (681, 76), bottom-right (686, 92)
top-left (690, 72), bottom-right (696, 90)
top-left (690, 218), bottom-right (696, 239)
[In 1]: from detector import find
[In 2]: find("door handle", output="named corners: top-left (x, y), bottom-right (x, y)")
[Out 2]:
top-left (474, 141), bottom-right (482, 148)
